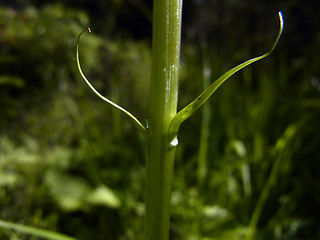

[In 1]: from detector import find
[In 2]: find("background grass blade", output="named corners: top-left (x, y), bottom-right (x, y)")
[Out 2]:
top-left (0, 219), bottom-right (78, 240)
top-left (169, 12), bottom-right (284, 138)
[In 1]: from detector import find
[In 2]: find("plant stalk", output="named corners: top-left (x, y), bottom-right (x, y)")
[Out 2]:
top-left (145, 0), bottom-right (183, 239)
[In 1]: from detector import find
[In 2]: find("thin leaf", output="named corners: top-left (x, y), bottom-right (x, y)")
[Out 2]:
top-left (76, 28), bottom-right (146, 132)
top-left (0, 219), bottom-right (77, 240)
top-left (169, 12), bottom-right (284, 138)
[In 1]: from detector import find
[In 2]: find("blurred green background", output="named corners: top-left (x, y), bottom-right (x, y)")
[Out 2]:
top-left (0, 0), bottom-right (319, 239)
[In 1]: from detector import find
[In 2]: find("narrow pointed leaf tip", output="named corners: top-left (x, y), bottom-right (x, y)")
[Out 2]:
top-left (168, 11), bottom-right (284, 138)
top-left (278, 11), bottom-right (284, 27)
top-left (76, 28), bottom-right (146, 132)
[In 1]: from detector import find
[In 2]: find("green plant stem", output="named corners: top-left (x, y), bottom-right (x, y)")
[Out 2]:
top-left (145, 0), bottom-right (183, 239)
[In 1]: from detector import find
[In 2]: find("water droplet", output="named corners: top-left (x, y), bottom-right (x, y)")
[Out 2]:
top-left (170, 137), bottom-right (179, 147)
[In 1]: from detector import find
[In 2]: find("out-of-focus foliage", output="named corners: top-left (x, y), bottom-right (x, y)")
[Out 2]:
top-left (0, 3), bottom-right (150, 240)
top-left (0, 0), bottom-right (320, 239)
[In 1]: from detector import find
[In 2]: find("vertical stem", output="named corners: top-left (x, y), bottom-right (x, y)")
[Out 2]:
top-left (145, 0), bottom-right (183, 239)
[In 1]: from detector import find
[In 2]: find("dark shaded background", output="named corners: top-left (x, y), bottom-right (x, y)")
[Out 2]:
top-left (0, 0), bottom-right (319, 239)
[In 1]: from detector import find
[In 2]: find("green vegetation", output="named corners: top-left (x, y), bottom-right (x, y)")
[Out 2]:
top-left (1, 1), bottom-right (320, 240)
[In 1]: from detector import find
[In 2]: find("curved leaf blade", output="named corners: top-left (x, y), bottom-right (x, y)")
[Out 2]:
top-left (169, 12), bottom-right (284, 138)
top-left (76, 28), bottom-right (146, 132)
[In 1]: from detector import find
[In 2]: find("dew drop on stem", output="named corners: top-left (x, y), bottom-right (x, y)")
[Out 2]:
top-left (170, 137), bottom-right (179, 147)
